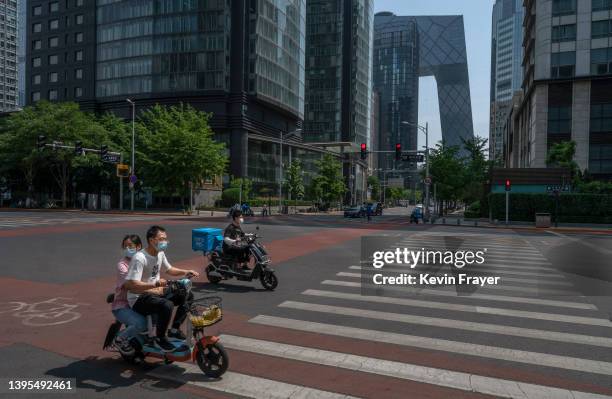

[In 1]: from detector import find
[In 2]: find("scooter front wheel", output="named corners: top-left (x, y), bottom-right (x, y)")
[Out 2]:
top-left (196, 342), bottom-right (229, 378)
top-left (206, 265), bottom-right (222, 284)
top-left (260, 271), bottom-right (278, 290)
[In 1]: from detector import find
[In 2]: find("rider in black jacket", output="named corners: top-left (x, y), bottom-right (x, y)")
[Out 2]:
top-left (223, 209), bottom-right (250, 271)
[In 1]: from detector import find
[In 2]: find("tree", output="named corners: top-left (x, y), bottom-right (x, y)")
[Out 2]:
top-left (284, 160), bottom-right (305, 208)
top-left (311, 154), bottom-right (346, 207)
top-left (461, 136), bottom-right (489, 205)
top-left (229, 177), bottom-right (252, 203)
top-left (546, 140), bottom-right (580, 180)
top-left (137, 104), bottom-right (227, 205)
top-left (427, 141), bottom-right (465, 214)
top-left (367, 175), bottom-right (380, 201)
top-left (0, 101), bottom-right (110, 207)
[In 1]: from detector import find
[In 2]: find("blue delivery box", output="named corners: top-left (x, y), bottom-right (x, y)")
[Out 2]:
top-left (192, 228), bottom-right (223, 252)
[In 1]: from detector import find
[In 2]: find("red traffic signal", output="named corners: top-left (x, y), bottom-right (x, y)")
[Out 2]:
top-left (395, 143), bottom-right (402, 161)
top-left (505, 179), bottom-right (511, 192)
top-left (360, 143), bottom-right (367, 160)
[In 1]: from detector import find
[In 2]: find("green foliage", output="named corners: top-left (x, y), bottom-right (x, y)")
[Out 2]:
top-left (284, 160), bottom-right (305, 201)
top-left (385, 187), bottom-right (408, 203)
top-left (367, 175), bottom-right (380, 201)
top-left (464, 201), bottom-right (481, 219)
top-left (311, 154), bottom-right (346, 205)
top-left (576, 180), bottom-right (612, 194)
top-left (427, 141), bottom-right (465, 203)
top-left (461, 137), bottom-right (489, 204)
top-left (488, 193), bottom-right (612, 223)
top-left (230, 177), bottom-right (252, 201)
top-left (221, 188), bottom-right (241, 207)
top-left (137, 103), bottom-right (227, 200)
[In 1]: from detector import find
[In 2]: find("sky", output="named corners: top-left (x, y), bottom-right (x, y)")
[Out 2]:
top-left (373, 0), bottom-right (493, 150)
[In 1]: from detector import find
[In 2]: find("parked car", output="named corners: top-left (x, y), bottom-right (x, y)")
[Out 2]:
top-left (344, 206), bottom-right (365, 218)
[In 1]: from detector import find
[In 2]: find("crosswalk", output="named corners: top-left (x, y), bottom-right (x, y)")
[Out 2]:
top-left (150, 233), bottom-right (612, 398)
top-left (0, 214), bottom-right (159, 229)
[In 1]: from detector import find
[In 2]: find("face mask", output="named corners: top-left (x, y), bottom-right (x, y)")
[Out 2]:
top-left (239, 217), bottom-right (244, 224)
top-left (156, 241), bottom-right (168, 251)
top-left (124, 247), bottom-right (138, 258)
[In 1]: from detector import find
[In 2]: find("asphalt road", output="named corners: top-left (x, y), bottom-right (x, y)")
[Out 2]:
top-left (0, 210), bottom-right (611, 398)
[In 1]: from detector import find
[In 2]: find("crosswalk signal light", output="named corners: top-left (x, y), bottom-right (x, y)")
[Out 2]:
top-left (74, 141), bottom-right (83, 155)
top-left (360, 143), bottom-right (367, 160)
top-left (37, 135), bottom-right (46, 151)
top-left (395, 143), bottom-right (402, 161)
top-left (505, 179), bottom-right (511, 192)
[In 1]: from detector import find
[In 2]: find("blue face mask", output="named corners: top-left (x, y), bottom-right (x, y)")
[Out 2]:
top-left (124, 247), bottom-right (138, 258)
top-left (156, 241), bottom-right (168, 251)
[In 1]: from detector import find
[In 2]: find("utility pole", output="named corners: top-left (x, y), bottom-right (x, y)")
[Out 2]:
top-left (119, 153), bottom-right (123, 210)
top-left (126, 98), bottom-right (136, 211)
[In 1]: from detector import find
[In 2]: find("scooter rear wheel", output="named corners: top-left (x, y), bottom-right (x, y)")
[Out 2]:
top-left (206, 265), bottom-right (222, 284)
top-left (196, 342), bottom-right (229, 378)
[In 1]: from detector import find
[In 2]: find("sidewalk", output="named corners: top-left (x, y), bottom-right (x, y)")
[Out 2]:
top-left (0, 207), bottom-right (228, 217)
top-left (431, 215), bottom-right (612, 234)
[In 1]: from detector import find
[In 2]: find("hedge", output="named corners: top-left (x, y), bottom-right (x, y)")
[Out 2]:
top-left (488, 193), bottom-right (612, 223)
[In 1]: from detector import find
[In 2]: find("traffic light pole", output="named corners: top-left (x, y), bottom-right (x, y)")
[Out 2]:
top-left (119, 153), bottom-right (124, 211)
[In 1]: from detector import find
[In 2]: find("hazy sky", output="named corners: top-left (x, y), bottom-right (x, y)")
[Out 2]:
top-left (373, 0), bottom-right (493, 150)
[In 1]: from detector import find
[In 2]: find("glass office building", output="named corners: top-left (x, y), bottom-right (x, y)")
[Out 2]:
top-left (0, 0), bottom-right (18, 112)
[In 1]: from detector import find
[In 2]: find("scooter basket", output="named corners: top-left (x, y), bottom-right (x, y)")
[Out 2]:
top-left (189, 296), bottom-right (223, 328)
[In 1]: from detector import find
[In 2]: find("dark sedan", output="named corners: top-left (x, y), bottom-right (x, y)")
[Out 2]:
top-left (344, 206), bottom-right (365, 218)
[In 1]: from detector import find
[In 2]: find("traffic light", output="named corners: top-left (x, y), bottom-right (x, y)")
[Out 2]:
top-left (37, 135), bottom-right (46, 151)
top-left (360, 143), bottom-right (367, 160)
top-left (395, 143), bottom-right (402, 161)
top-left (100, 145), bottom-right (108, 160)
top-left (74, 141), bottom-right (83, 155)
top-left (505, 179), bottom-right (511, 192)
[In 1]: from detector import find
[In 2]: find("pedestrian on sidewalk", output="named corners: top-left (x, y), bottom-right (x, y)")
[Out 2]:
top-left (366, 203), bottom-right (373, 222)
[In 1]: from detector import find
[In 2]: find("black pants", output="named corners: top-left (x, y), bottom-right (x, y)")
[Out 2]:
top-left (132, 291), bottom-right (194, 338)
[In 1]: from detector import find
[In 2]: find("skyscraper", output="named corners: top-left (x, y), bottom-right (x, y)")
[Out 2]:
top-left (303, 0), bottom-right (374, 203)
top-left (17, 0), bottom-right (25, 108)
top-left (0, 0), bottom-right (18, 112)
top-left (508, 0), bottom-right (612, 180)
top-left (373, 12), bottom-right (474, 176)
top-left (490, 0), bottom-right (524, 162)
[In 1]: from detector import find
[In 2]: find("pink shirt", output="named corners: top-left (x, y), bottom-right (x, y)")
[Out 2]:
top-left (111, 258), bottom-right (130, 310)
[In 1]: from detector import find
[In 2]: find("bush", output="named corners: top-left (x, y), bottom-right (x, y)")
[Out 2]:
top-left (221, 188), bottom-right (240, 207)
top-left (464, 201), bottom-right (480, 219)
top-left (488, 193), bottom-right (612, 223)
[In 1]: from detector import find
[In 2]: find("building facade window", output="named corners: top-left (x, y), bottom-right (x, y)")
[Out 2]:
top-left (49, 19), bottom-right (59, 30)
top-left (49, 36), bottom-right (59, 47)
top-left (48, 89), bottom-right (58, 100)
top-left (75, 68), bottom-right (83, 79)
top-left (76, 0), bottom-right (83, 6)
top-left (591, 48), bottom-right (612, 75)
top-left (32, 57), bottom-right (41, 67)
top-left (551, 51), bottom-right (576, 78)
top-left (75, 50), bottom-right (83, 61)
top-left (48, 72), bottom-right (58, 83)
top-left (593, 0), bottom-right (612, 11)
top-left (552, 24), bottom-right (576, 42)
top-left (589, 144), bottom-right (612, 173)
top-left (50, 2), bottom-right (59, 13)
top-left (32, 5), bottom-right (42, 16)
top-left (74, 87), bottom-right (83, 97)
top-left (49, 54), bottom-right (58, 65)
top-left (548, 106), bottom-right (572, 134)
top-left (552, 0), bottom-right (576, 15)
top-left (76, 14), bottom-right (83, 25)
top-left (32, 74), bottom-right (41, 85)
top-left (32, 40), bottom-right (41, 50)
top-left (75, 32), bottom-right (83, 43)
top-left (592, 20), bottom-right (612, 39)
top-left (591, 103), bottom-right (612, 133)
top-left (31, 91), bottom-right (40, 101)
top-left (32, 23), bottom-right (42, 33)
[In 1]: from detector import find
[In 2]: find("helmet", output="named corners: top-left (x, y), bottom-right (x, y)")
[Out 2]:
top-left (230, 208), bottom-right (242, 219)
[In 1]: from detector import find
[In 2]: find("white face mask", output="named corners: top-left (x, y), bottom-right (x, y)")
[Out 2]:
top-left (239, 217), bottom-right (244, 224)
top-left (124, 247), bottom-right (138, 258)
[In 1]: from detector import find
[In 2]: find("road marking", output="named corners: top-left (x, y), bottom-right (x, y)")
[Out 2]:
top-left (302, 289), bottom-right (612, 327)
top-left (148, 365), bottom-right (357, 399)
top-left (348, 265), bottom-right (570, 282)
top-left (320, 280), bottom-right (597, 310)
top-left (336, 271), bottom-right (573, 288)
top-left (250, 315), bottom-right (612, 376)
top-left (221, 334), bottom-right (611, 399)
top-left (546, 231), bottom-right (612, 256)
top-left (279, 301), bottom-right (612, 348)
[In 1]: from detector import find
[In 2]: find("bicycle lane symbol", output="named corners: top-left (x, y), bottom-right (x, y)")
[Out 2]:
top-left (0, 297), bottom-right (89, 326)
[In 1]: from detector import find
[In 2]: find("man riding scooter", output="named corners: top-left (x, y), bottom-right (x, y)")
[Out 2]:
top-left (223, 209), bottom-right (251, 272)
top-left (124, 225), bottom-right (200, 352)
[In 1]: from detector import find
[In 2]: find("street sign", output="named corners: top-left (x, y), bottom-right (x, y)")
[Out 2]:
top-left (102, 153), bottom-right (120, 163)
top-left (116, 164), bottom-right (130, 177)
top-left (129, 174), bottom-right (137, 184)
top-left (401, 154), bottom-right (424, 163)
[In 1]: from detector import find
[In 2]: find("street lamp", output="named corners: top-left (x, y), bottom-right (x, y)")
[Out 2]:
top-left (279, 128), bottom-right (301, 214)
top-left (126, 98), bottom-right (136, 211)
top-left (402, 121), bottom-right (430, 220)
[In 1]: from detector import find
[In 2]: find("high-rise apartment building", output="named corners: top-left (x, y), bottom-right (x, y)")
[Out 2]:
top-left (490, 0), bottom-right (524, 162)
top-left (508, 0), bottom-right (612, 180)
top-left (0, 0), bottom-right (18, 112)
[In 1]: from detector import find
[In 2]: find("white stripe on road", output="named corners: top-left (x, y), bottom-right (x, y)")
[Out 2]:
top-left (348, 265), bottom-right (569, 281)
top-left (302, 289), bottom-right (612, 327)
top-left (250, 315), bottom-right (612, 376)
top-left (279, 301), bottom-right (612, 348)
top-left (337, 271), bottom-right (573, 288)
top-left (221, 334), bottom-right (611, 399)
top-left (148, 365), bottom-right (357, 399)
top-left (320, 280), bottom-right (597, 310)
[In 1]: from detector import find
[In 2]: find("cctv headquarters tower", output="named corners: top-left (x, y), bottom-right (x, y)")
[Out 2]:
top-left (373, 12), bottom-right (474, 176)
